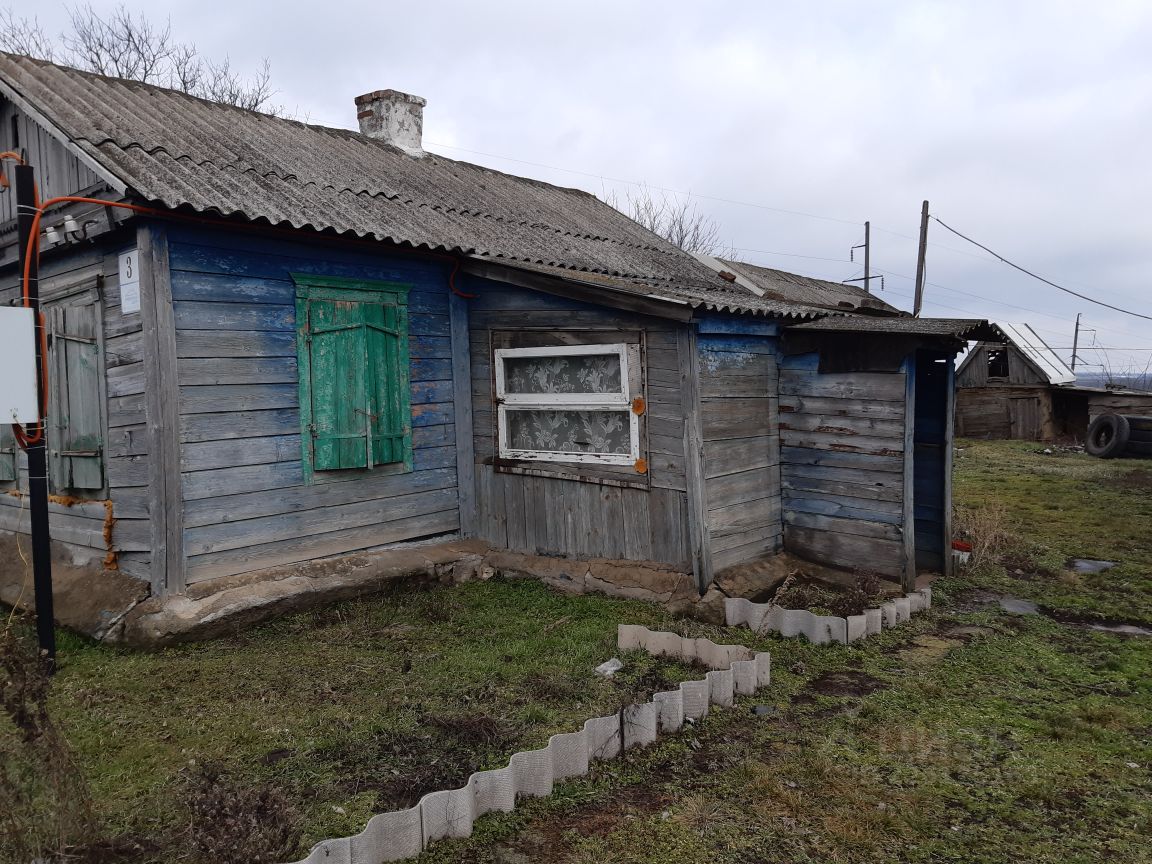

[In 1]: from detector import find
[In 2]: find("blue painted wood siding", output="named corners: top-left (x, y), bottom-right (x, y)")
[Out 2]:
top-left (164, 226), bottom-right (459, 584)
top-left (697, 328), bottom-right (783, 572)
top-left (778, 352), bottom-right (907, 578)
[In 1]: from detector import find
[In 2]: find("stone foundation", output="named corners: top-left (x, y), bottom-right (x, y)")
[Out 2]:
top-left (4, 534), bottom-right (898, 647)
top-left (0, 533), bottom-right (149, 640)
top-left (101, 542), bottom-right (705, 647)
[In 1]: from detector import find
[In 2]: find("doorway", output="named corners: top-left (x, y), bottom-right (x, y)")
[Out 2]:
top-left (912, 350), bottom-right (953, 574)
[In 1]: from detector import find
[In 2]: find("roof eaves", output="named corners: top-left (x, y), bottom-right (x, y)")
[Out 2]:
top-left (0, 73), bottom-right (127, 194)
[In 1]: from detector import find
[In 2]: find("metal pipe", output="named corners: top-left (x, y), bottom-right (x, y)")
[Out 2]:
top-left (15, 163), bottom-right (56, 671)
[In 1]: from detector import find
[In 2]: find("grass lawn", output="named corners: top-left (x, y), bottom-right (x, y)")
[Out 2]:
top-left (3, 440), bottom-right (1151, 863)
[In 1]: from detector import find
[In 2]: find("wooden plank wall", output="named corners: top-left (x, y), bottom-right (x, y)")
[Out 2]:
top-left (697, 329), bottom-right (782, 572)
top-left (466, 279), bottom-right (691, 568)
top-left (0, 243), bottom-right (152, 577)
top-left (957, 343), bottom-right (1048, 387)
top-left (0, 100), bottom-right (104, 227)
top-left (778, 353), bottom-right (907, 579)
top-left (165, 227), bottom-right (460, 585)
top-left (1087, 392), bottom-right (1152, 423)
top-left (955, 386), bottom-right (1054, 440)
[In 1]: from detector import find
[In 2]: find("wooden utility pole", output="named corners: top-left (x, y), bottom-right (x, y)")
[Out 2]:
top-left (15, 163), bottom-right (56, 670)
top-left (912, 200), bottom-right (929, 317)
top-left (863, 220), bottom-right (870, 293)
top-left (1071, 313), bottom-right (1081, 372)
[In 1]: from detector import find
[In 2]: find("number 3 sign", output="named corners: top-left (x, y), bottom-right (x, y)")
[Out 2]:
top-left (119, 249), bottom-right (141, 314)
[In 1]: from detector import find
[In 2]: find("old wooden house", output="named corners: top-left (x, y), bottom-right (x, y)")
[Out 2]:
top-left (956, 323), bottom-right (1152, 441)
top-left (0, 53), bottom-right (995, 638)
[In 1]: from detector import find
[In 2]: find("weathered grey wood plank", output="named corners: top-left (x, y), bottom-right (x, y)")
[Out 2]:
top-left (780, 445), bottom-right (903, 473)
top-left (449, 291), bottom-right (477, 538)
top-left (184, 487), bottom-right (459, 556)
top-left (778, 412), bottom-right (905, 439)
top-left (783, 494), bottom-right (902, 523)
top-left (678, 326), bottom-right (711, 591)
top-left (780, 394), bottom-right (904, 421)
top-left (787, 513), bottom-right (903, 541)
top-left (181, 444), bottom-right (457, 500)
top-left (706, 496), bottom-right (781, 539)
top-left (701, 397), bottom-right (775, 441)
top-left (703, 436), bottom-right (778, 479)
top-left (779, 371), bottom-right (905, 402)
top-left (779, 430), bottom-right (904, 457)
top-left (182, 465), bottom-right (456, 528)
top-left (782, 473), bottom-right (901, 503)
top-left (704, 465), bottom-right (779, 509)
top-left (711, 523), bottom-right (781, 555)
top-left (185, 509), bottom-right (459, 583)
top-left (712, 532), bottom-right (781, 572)
top-left (784, 524), bottom-right (903, 578)
top-left (140, 224), bottom-right (186, 593)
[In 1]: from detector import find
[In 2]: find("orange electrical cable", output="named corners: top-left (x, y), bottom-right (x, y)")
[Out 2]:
top-left (11, 195), bottom-right (168, 449)
top-left (8, 190), bottom-right (476, 448)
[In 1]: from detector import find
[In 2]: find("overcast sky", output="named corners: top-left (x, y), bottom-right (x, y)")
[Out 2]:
top-left (24, 1), bottom-right (1152, 374)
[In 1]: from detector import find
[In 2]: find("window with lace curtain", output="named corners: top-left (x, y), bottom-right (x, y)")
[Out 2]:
top-left (495, 344), bottom-right (639, 465)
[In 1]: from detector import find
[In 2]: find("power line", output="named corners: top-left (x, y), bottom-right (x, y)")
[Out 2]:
top-left (427, 140), bottom-right (864, 227)
top-left (931, 216), bottom-right (1152, 322)
top-left (430, 141), bottom-right (1151, 314)
top-left (868, 264), bottom-right (1152, 344)
top-left (729, 246), bottom-right (855, 264)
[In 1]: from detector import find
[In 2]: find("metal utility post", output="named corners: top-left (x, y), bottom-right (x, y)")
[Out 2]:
top-left (15, 163), bottom-right (56, 670)
top-left (863, 220), bottom-right (870, 293)
top-left (1071, 313), bottom-right (1081, 372)
top-left (912, 200), bottom-right (929, 317)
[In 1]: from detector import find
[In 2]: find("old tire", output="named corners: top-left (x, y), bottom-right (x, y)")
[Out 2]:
top-left (1126, 440), bottom-right (1152, 458)
top-left (1086, 413), bottom-right (1130, 458)
top-left (1129, 429), bottom-right (1152, 444)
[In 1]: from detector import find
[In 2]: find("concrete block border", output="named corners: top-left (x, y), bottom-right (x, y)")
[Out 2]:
top-left (285, 626), bottom-right (771, 864)
top-left (724, 588), bottom-right (932, 644)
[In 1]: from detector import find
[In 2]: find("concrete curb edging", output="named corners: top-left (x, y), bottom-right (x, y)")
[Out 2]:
top-left (724, 588), bottom-right (932, 644)
top-left (285, 626), bottom-right (771, 864)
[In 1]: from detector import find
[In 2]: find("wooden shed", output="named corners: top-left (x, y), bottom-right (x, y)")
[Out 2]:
top-left (956, 322), bottom-right (1152, 441)
top-left (0, 53), bottom-right (989, 635)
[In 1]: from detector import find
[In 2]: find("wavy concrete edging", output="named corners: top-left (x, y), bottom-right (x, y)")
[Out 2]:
top-left (724, 588), bottom-right (933, 645)
top-left (286, 625), bottom-right (771, 864)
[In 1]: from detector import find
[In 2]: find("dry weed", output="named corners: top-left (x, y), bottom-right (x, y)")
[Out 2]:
top-left (954, 502), bottom-right (1019, 566)
top-left (0, 620), bottom-right (94, 864)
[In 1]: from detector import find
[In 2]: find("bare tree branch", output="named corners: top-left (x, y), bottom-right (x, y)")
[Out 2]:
top-left (608, 185), bottom-right (731, 257)
top-left (0, 10), bottom-right (55, 60)
top-left (2, 3), bottom-right (282, 114)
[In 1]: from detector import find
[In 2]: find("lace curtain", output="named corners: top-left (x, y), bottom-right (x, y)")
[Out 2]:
top-left (503, 354), bottom-right (622, 395)
top-left (505, 409), bottom-right (631, 455)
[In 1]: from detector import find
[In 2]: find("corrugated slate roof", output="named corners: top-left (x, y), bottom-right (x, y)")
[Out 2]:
top-left (958, 321), bottom-right (1076, 385)
top-left (0, 53), bottom-right (838, 318)
top-left (789, 316), bottom-right (1003, 341)
top-left (720, 259), bottom-right (902, 315)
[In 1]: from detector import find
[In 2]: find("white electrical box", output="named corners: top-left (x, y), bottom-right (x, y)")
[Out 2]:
top-left (0, 306), bottom-right (39, 424)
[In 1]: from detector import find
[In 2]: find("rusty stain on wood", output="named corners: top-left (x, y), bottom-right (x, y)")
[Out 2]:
top-left (102, 500), bottom-right (118, 569)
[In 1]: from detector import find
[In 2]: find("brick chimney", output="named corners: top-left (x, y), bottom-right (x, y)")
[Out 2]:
top-left (355, 89), bottom-right (426, 155)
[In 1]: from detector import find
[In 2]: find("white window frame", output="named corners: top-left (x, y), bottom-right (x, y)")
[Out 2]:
top-left (495, 344), bottom-right (639, 466)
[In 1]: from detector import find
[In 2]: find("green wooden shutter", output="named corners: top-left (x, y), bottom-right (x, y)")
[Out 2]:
top-left (48, 303), bottom-right (105, 491)
top-left (306, 298), bottom-right (371, 471)
top-left (0, 423), bottom-right (17, 483)
top-left (363, 301), bottom-right (410, 466)
top-left (295, 275), bottom-right (412, 477)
